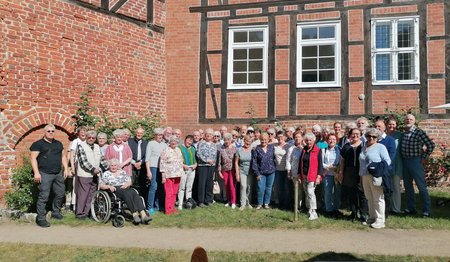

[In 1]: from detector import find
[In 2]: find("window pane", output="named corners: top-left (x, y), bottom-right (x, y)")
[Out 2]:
top-left (375, 23), bottom-right (391, 49)
top-left (234, 31), bottom-right (247, 43)
top-left (319, 45), bottom-right (334, 56)
top-left (302, 58), bottom-right (317, 70)
top-left (302, 71), bottom-right (317, 82)
top-left (234, 49), bottom-right (247, 60)
top-left (249, 61), bottom-right (262, 71)
top-left (233, 73), bottom-right (247, 84)
top-left (319, 26), bottom-right (335, 39)
top-left (302, 28), bottom-right (317, 40)
top-left (302, 46), bottom-right (317, 57)
top-left (249, 31), bottom-right (264, 42)
top-left (234, 61), bottom-right (247, 72)
top-left (376, 54), bottom-right (391, 81)
top-left (319, 58), bottom-right (334, 69)
top-left (398, 20), bottom-right (414, 48)
top-left (248, 73), bottom-right (263, 84)
top-left (319, 70), bottom-right (335, 81)
top-left (398, 52), bottom-right (415, 80)
top-left (249, 48), bottom-right (263, 59)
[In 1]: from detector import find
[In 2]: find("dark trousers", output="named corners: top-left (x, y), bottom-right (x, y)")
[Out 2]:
top-left (132, 167), bottom-right (148, 201)
top-left (75, 176), bottom-right (97, 217)
top-left (114, 187), bottom-right (145, 213)
top-left (37, 172), bottom-right (65, 221)
top-left (341, 184), bottom-right (368, 218)
top-left (197, 166), bottom-right (215, 204)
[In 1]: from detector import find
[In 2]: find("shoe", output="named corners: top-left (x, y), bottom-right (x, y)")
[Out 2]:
top-left (76, 215), bottom-right (87, 220)
top-left (422, 212), bottom-right (430, 218)
top-left (263, 204), bottom-right (270, 209)
top-left (133, 214), bottom-right (141, 224)
top-left (247, 204), bottom-right (253, 209)
top-left (308, 211), bottom-right (318, 220)
top-left (177, 205), bottom-right (183, 211)
top-left (148, 208), bottom-right (156, 215)
top-left (370, 221), bottom-right (385, 229)
top-left (390, 210), bottom-right (404, 216)
top-left (141, 216), bottom-right (152, 224)
top-left (231, 204), bottom-right (236, 209)
top-left (36, 219), bottom-right (50, 228)
top-left (404, 209), bottom-right (417, 215)
top-left (255, 205), bottom-right (262, 210)
top-left (224, 203), bottom-right (230, 207)
top-left (51, 213), bottom-right (64, 220)
top-left (362, 218), bottom-right (376, 226)
top-left (239, 206), bottom-right (245, 211)
top-left (198, 203), bottom-right (207, 208)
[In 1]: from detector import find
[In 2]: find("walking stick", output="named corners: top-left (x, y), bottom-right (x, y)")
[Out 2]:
top-left (294, 178), bottom-right (298, 221)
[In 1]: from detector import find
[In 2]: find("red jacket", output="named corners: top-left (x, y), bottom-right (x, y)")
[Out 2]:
top-left (299, 144), bottom-right (323, 183)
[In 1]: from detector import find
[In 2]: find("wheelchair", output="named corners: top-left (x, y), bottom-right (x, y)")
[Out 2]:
top-left (90, 187), bottom-right (147, 227)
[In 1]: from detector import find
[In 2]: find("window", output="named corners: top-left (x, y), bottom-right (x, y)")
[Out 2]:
top-left (297, 21), bottom-right (341, 88)
top-left (371, 17), bottom-right (419, 85)
top-left (228, 26), bottom-right (268, 89)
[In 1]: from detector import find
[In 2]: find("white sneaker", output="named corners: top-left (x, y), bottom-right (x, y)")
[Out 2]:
top-left (247, 204), bottom-right (253, 209)
top-left (370, 221), bottom-right (385, 229)
top-left (224, 203), bottom-right (230, 207)
top-left (308, 211), bottom-right (318, 220)
top-left (231, 204), bottom-right (236, 209)
top-left (239, 206), bottom-right (245, 211)
top-left (177, 205), bottom-right (183, 211)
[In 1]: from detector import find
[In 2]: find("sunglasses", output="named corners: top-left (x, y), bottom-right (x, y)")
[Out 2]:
top-left (47, 130), bottom-right (55, 133)
top-left (365, 135), bottom-right (377, 139)
top-left (268, 133), bottom-right (274, 135)
top-left (247, 130), bottom-right (254, 133)
top-left (214, 135), bottom-right (220, 137)
top-left (87, 137), bottom-right (96, 139)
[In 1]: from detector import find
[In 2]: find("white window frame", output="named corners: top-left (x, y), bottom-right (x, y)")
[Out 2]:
top-left (371, 16), bottom-right (420, 85)
top-left (296, 21), bottom-right (341, 88)
top-left (227, 26), bottom-right (268, 90)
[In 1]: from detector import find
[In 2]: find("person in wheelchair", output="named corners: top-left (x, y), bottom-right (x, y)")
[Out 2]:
top-left (99, 158), bottom-right (151, 224)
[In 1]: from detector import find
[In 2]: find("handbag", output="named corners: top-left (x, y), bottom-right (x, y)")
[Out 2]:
top-left (213, 180), bottom-right (220, 194)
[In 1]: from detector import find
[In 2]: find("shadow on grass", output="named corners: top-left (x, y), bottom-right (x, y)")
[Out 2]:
top-left (304, 252), bottom-right (364, 262)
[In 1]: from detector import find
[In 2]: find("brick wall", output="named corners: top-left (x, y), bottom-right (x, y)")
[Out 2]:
top-left (0, 0), bottom-right (166, 204)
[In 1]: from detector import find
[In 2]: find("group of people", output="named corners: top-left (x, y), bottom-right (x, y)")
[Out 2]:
top-left (31, 114), bottom-right (435, 229)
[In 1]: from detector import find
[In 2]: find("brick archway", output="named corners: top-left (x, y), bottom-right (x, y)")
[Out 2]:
top-left (1, 108), bottom-right (75, 150)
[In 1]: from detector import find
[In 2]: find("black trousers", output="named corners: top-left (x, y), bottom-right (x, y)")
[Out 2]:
top-left (114, 187), bottom-right (145, 213)
top-left (341, 184), bottom-right (368, 218)
top-left (37, 172), bottom-right (65, 221)
top-left (197, 166), bottom-right (215, 204)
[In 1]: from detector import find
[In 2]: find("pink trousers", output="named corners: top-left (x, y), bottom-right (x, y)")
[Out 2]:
top-left (222, 170), bottom-right (236, 204)
top-left (164, 177), bottom-right (180, 215)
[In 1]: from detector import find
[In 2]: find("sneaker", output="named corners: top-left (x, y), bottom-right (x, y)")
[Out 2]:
top-left (177, 205), bottom-right (183, 211)
top-left (247, 204), bottom-right (253, 209)
top-left (263, 204), bottom-right (270, 209)
top-left (362, 218), bottom-right (376, 225)
top-left (36, 219), bottom-right (50, 228)
top-left (422, 212), bottom-right (430, 218)
top-left (308, 211), bottom-right (318, 220)
top-left (255, 205), bottom-right (262, 210)
top-left (224, 203), bottom-right (230, 207)
top-left (370, 221), bottom-right (385, 229)
top-left (231, 204), bottom-right (236, 209)
top-left (239, 206), bottom-right (245, 211)
top-left (198, 203), bottom-right (207, 208)
top-left (51, 213), bottom-right (64, 220)
top-left (76, 215), bottom-right (87, 220)
top-left (132, 214), bottom-right (141, 224)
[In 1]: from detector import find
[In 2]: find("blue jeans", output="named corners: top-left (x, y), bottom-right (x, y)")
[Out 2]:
top-left (323, 175), bottom-right (341, 212)
top-left (402, 157), bottom-right (430, 214)
top-left (257, 172), bottom-right (275, 205)
top-left (147, 167), bottom-right (159, 210)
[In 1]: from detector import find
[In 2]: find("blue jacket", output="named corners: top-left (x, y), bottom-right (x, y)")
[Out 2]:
top-left (379, 135), bottom-right (396, 171)
top-left (368, 160), bottom-right (393, 194)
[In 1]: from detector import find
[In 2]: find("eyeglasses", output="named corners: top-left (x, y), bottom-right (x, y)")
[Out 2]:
top-left (87, 137), bottom-right (96, 139)
top-left (365, 135), bottom-right (378, 139)
top-left (247, 131), bottom-right (254, 133)
top-left (214, 135), bottom-right (220, 137)
top-left (47, 130), bottom-right (55, 133)
top-left (268, 133), bottom-right (274, 136)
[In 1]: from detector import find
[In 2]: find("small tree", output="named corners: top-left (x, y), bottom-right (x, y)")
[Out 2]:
top-left (71, 84), bottom-right (99, 130)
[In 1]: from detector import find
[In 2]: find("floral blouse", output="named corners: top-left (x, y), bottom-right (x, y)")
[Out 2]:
top-left (219, 145), bottom-right (237, 172)
top-left (159, 146), bottom-right (184, 178)
top-left (100, 170), bottom-right (130, 187)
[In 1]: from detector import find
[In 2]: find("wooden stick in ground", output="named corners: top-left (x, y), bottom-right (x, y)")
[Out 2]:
top-left (294, 179), bottom-right (298, 221)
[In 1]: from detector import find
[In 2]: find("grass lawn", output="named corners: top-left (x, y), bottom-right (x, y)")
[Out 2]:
top-left (45, 188), bottom-right (450, 230)
top-left (0, 243), bottom-right (448, 262)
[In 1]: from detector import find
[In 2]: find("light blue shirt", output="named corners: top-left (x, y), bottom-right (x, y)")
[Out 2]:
top-left (358, 143), bottom-right (391, 176)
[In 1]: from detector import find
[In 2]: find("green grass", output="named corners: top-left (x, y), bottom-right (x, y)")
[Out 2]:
top-left (0, 243), bottom-right (448, 262)
top-left (19, 189), bottom-right (450, 230)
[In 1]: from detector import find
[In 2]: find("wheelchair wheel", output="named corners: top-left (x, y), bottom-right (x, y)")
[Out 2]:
top-left (91, 191), bottom-right (112, 223)
top-left (112, 215), bottom-right (125, 228)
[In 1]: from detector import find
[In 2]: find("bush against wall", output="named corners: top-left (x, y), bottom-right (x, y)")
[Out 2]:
top-left (5, 158), bottom-right (38, 212)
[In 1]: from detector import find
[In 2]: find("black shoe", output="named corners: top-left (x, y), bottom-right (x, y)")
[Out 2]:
top-left (51, 213), bottom-right (64, 220)
top-left (198, 203), bottom-right (207, 208)
top-left (404, 209), bottom-right (417, 215)
top-left (76, 215), bottom-right (87, 220)
top-left (133, 215), bottom-right (141, 224)
top-left (141, 216), bottom-right (152, 224)
top-left (36, 219), bottom-right (50, 228)
top-left (422, 212), bottom-right (430, 218)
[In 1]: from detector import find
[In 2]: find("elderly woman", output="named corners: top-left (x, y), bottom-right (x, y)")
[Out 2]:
top-left (145, 127), bottom-right (167, 214)
top-left (312, 125), bottom-right (327, 149)
top-left (100, 159), bottom-right (151, 224)
top-left (159, 136), bottom-right (184, 215)
top-left (196, 128), bottom-right (218, 207)
top-left (231, 130), bottom-right (241, 148)
top-left (386, 118), bottom-right (403, 214)
top-left (105, 129), bottom-right (133, 177)
top-left (267, 128), bottom-right (278, 144)
top-left (286, 130), bottom-right (304, 211)
top-left (274, 130), bottom-right (291, 209)
top-left (299, 132), bottom-right (323, 220)
top-left (252, 133), bottom-right (276, 209)
top-left (359, 128), bottom-right (391, 229)
top-left (338, 128), bottom-right (368, 222)
top-left (177, 135), bottom-right (197, 210)
top-left (235, 135), bottom-right (254, 210)
top-left (322, 133), bottom-right (341, 216)
top-left (213, 131), bottom-right (222, 149)
top-left (218, 133), bottom-right (237, 209)
top-left (97, 132), bottom-right (108, 157)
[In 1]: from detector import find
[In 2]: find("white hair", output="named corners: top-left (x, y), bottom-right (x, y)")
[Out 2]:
top-left (303, 132), bottom-right (316, 141)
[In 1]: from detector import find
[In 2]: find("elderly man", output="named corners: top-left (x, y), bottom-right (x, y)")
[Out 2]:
top-left (286, 127), bottom-right (296, 145)
top-left (31, 124), bottom-right (70, 227)
top-left (128, 127), bottom-right (148, 197)
top-left (219, 126), bottom-right (227, 145)
top-left (401, 114), bottom-right (435, 217)
top-left (67, 126), bottom-right (87, 211)
top-left (196, 128), bottom-right (217, 207)
top-left (75, 130), bottom-right (107, 219)
top-left (163, 127), bottom-right (173, 143)
top-left (192, 130), bottom-right (201, 149)
top-left (357, 117), bottom-right (369, 143)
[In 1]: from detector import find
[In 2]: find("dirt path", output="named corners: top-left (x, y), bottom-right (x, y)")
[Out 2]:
top-left (0, 222), bottom-right (449, 256)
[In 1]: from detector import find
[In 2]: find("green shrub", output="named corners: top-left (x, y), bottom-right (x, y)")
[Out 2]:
top-left (5, 158), bottom-right (39, 212)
